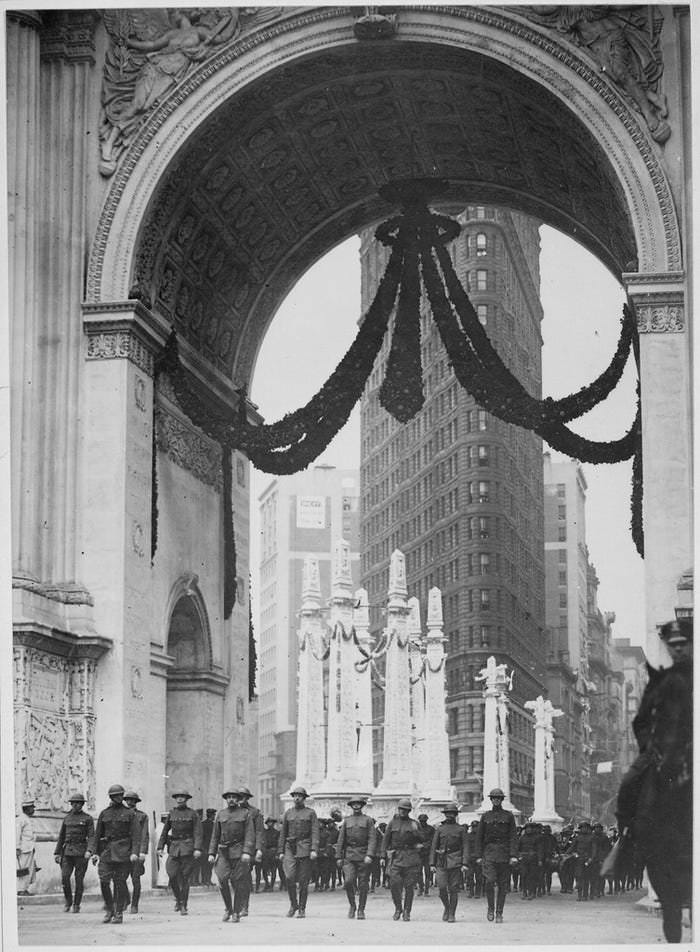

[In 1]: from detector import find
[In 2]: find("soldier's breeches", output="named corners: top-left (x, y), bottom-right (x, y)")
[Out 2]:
top-left (215, 856), bottom-right (250, 913)
top-left (343, 860), bottom-right (370, 907)
top-left (166, 854), bottom-right (197, 905)
top-left (60, 856), bottom-right (88, 905)
top-left (435, 867), bottom-right (461, 891)
top-left (97, 858), bottom-right (130, 912)
top-left (129, 859), bottom-right (144, 906)
top-left (389, 865), bottom-right (418, 912)
top-left (284, 855), bottom-right (311, 909)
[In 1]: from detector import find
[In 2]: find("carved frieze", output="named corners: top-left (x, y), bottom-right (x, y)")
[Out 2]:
top-left (40, 10), bottom-right (98, 63)
top-left (86, 328), bottom-right (154, 376)
top-left (155, 403), bottom-right (223, 492)
top-left (634, 303), bottom-right (684, 333)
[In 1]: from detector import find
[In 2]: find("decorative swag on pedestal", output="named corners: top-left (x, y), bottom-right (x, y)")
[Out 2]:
top-left (152, 179), bottom-right (643, 618)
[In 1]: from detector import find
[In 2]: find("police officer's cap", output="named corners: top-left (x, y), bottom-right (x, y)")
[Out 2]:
top-left (290, 786), bottom-right (308, 797)
top-left (397, 798), bottom-right (412, 810)
top-left (347, 796), bottom-right (367, 806)
top-left (470, 820), bottom-right (480, 827)
top-left (488, 788), bottom-right (505, 798)
top-left (172, 790), bottom-right (192, 799)
top-left (68, 791), bottom-right (86, 803)
top-left (237, 785), bottom-right (253, 798)
top-left (659, 618), bottom-right (692, 644)
top-left (108, 784), bottom-right (125, 797)
top-left (265, 816), bottom-right (277, 824)
top-left (124, 790), bottom-right (141, 802)
top-left (442, 802), bottom-right (459, 814)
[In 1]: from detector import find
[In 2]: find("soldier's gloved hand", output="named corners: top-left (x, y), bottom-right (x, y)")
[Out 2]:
top-left (461, 865), bottom-right (468, 874)
top-left (336, 859), bottom-right (343, 869)
top-left (208, 855), bottom-right (216, 864)
top-left (129, 853), bottom-right (138, 863)
top-left (139, 853), bottom-right (147, 862)
top-left (310, 851), bottom-right (317, 861)
top-left (430, 865), bottom-right (436, 874)
top-left (255, 850), bottom-right (263, 863)
top-left (241, 852), bottom-right (251, 863)
top-left (363, 855), bottom-right (372, 865)
top-left (509, 857), bottom-right (518, 867)
top-left (54, 855), bottom-right (61, 865)
top-left (193, 850), bottom-right (201, 859)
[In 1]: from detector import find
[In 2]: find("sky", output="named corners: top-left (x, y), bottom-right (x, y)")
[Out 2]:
top-left (249, 226), bottom-right (644, 646)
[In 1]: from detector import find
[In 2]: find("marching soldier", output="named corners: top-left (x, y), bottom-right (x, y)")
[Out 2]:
top-left (235, 786), bottom-right (263, 916)
top-left (417, 813), bottom-right (435, 896)
top-left (261, 817), bottom-right (280, 890)
top-left (278, 786), bottom-right (319, 918)
top-left (90, 784), bottom-right (141, 924)
top-left (336, 796), bottom-right (377, 919)
top-left (54, 792), bottom-right (94, 913)
top-left (380, 798), bottom-right (424, 922)
top-left (429, 803), bottom-right (468, 923)
top-left (208, 787), bottom-right (255, 922)
top-left (517, 821), bottom-right (543, 900)
top-left (157, 790), bottom-right (203, 915)
top-left (474, 788), bottom-right (518, 923)
top-left (123, 791), bottom-right (149, 914)
top-left (201, 809), bottom-right (217, 887)
top-left (464, 819), bottom-right (482, 898)
top-left (567, 820), bottom-right (599, 901)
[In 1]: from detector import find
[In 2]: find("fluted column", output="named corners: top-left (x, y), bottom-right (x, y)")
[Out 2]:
top-left (407, 597), bottom-right (426, 797)
top-left (353, 588), bottom-right (374, 791)
top-left (7, 11), bottom-right (42, 579)
top-left (422, 588), bottom-right (455, 802)
top-left (322, 540), bottom-right (360, 790)
top-left (375, 550), bottom-right (412, 795)
top-left (292, 558), bottom-right (326, 791)
top-left (476, 656), bottom-right (517, 814)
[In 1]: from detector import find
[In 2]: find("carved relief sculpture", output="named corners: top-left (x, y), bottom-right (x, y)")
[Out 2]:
top-left (520, 5), bottom-right (671, 143)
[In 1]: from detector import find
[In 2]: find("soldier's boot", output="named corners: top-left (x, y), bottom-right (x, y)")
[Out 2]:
top-left (286, 882), bottom-right (298, 915)
top-left (180, 883), bottom-right (190, 915)
top-left (439, 888), bottom-right (449, 921)
top-left (298, 881), bottom-right (309, 915)
top-left (62, 878), bottom-right (73, 911)
top-left (485, 882), bottom-right (495, 920)
top-left (100, 883), bottom-right (114, 922)
top-left (130, 876), bottom-right (141, 913)
top-left (357, 885), bottom-right (368, 919)
top-left (345, 882), bottom-right (356, 916)
top-left (402, 887), bottom-right (414, 921)
top-left (220, 883), bottom-right (233, 920)
top-left (448, 892), bottom-right (458, 922)
top-left (495, 886), bottom-right (506, 922)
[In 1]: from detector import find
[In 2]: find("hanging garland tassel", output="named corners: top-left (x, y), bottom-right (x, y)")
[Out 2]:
top-left (153, 179), bottom-right (645, 556)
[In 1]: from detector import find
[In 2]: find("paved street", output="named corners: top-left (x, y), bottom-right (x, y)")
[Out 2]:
top-left (14, 883), bottom-right (688, 946)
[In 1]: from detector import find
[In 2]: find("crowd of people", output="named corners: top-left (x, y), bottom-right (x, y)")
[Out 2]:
top-left (33, 780), bottom-right (643, 926)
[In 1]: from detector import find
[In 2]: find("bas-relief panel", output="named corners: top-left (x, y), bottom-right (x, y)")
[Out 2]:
top-left (14, 648), bottom-right (97, 810)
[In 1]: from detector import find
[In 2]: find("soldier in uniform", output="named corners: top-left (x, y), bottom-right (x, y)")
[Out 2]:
top-left (208, 787), bottom-right (255, 922)
top-left (156, 790), bottom-right (203, 915)
top-left (201, 809), bottom-right (217, 886)
top-left (235, 786), bottom-right (263, 916)
top-left (327, 809), bottom-right (343, 889)
top-left (380, 798), bottom-right (424, 921)
top-left (90, 784), bottom-right (141, 924)
top-left (474, 787), bottom-right (518, 923)
top-left (590, 823), bottom-right (610, 898)
top-left (517, 821), bottom-right (543, 900)
top-left (278, 785), bottom-right (319, 918)
top-left (429, 803), bottom-right (468, 923)
top-left (417, 813), bottom-right (435, 896)
top-left (567, 820), bottom-right (599, 901)
top-left (464, 819), bottom-right (482, 898)
top-left (123, 791), bottom-right (149, 914)
top-left (557, 825), bottom-right (576, 893)
top-left (335, 796), bottom-right (377, 919)
top-left (261, 817), bottom-right (279, 890)
top-left (54, 791), bottom-right (94, 913)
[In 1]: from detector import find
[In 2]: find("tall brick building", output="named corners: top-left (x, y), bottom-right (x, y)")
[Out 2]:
top-left (359, 205), bottom-right (547, 813)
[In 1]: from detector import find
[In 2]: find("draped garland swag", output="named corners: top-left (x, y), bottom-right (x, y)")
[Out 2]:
top-left (151, 179), bottom-right (644, 616)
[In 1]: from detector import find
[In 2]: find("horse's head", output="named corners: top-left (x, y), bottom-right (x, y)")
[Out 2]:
top-left (647, 659), bottom-right (693, 785)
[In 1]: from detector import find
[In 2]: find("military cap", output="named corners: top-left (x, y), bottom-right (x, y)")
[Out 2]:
top-left (107, 784), bottom-right (125, 797)
top-left (488, 788), bottom-right (505, 798)
top-left (578, 820), bottom-right (592, 829)
top-left (347, 796), bottom-right (368, 806)
top-left (442, 802), bottom-right (459, 814)
top-left (470, 820), bottom-right (480, 827)
top-left (236, 786), bottom-right (253, 798)
top-left (265, 816), bottom-right (277, 824)
top-left (68, 792), bottom-right (86, 803)
top-left (124, 790), bottom-right (141, 802)
top-left (397, 798), bottom-right (412, 810)
top-left (290, 786), bottom-right (308, 797)
top-left (418, 813), bottom-right (429, 821)
top-left (330, 808), bottom-right (343, 820)
top-left (222, 787), bottom-right (238, 798)
top-left (206, 808), bottom-right (217, 815)
top-left (659, 618), bottom-right (692, 644)
top-left (171, 790), bottom-right (192, 799)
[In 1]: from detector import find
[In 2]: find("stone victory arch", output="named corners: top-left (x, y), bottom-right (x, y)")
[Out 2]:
top-left (9, 6), bottom-right (691, 828)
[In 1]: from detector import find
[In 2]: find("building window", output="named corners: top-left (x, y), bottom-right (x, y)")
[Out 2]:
top-left (479, 516), bottom-right (489, 539)
top-left (557, 483), bottom-right (566, 498)
top-left (476, 232), bottom-right (488, 256)
top-left (478, 445), bottom-right (489, 466)
top-left (558, 569), bottom-right (567, 585)
top-left (449, 748), bottom-right (459, 778)
top-left (479, 553), bottom-right (490, 575)
top-left (559, 593), bottom-right (568, 608)
top-left (448, 708), bottom-right (459, 734)
top-left (477, 304), bottom-right (488, 326)
top-left (480, 588), bottom-right (490, 611)
top-left (476, 269), bottom-right (487, 291)
top-left (558, 504), bottom-right (566, 519)
top-left (558, 550), bottom-right (567, 563)
top-left (478, 481), bottom-right (490, 503)
top-left (476, 206), bottom-right (486, 219)
top-left (478, 410), bottom-right (488, 431)
top-left (558, 526), bottom-right (567, 541)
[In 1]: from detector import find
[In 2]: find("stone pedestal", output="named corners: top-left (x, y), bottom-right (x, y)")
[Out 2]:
top-left (476, 656), bottom-right (518, 815)
top-left (525, 695), bottom-right (564, 827)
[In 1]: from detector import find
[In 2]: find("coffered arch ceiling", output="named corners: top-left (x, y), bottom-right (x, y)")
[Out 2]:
top-left (133, 41), bottom-right (636, 385)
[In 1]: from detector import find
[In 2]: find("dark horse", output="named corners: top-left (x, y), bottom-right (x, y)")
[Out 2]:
top-left (631, 658), bottom-right (693, 943)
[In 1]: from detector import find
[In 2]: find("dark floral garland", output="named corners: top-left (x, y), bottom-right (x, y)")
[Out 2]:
top-left (221, 442), bottom-right (237, 618)
top-left (152, 183), bottom-right (645, 555)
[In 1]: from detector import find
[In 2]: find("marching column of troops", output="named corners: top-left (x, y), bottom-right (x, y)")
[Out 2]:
top-left (47, 782), bottom-right (637, 924)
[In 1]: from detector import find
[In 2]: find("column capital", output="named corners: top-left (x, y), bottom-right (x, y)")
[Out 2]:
top-left (82, 301), bottom-right (171, 377)
top-left (622, 271), bottom-right (686, 332)
top-left (40, 10), bottom-right (99, 64)
top-left (7, 10), bottom-right (43, 29)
